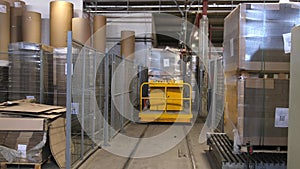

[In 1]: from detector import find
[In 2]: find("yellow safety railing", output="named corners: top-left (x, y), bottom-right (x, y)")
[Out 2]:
top-left (139, 81), bottom-right (192, 115)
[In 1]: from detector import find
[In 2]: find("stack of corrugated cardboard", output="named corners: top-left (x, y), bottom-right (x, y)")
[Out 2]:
top-left (223, 3), bottom-right (298, 146)
top-left (0, 100), bottom-right (65, 167)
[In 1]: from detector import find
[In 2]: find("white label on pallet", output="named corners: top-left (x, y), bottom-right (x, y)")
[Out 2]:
top-left (0, 5), bottom-right (7, 13)
top-left (0, 60), bottom-right (9, 66)
top-left (163, 59), bottom-right (169, 67)
top-left (283, 33), bottom-right (291, 54)
top-left (275, 107), bottom-right (289, 128)
top-left (71, 103), bottom-right (79, 114)
top-left (26, 96), bottom-right (35, 99)
top-left (17, 144), bottom-right (27, 158)
top-left (14, 2), bottom-right (22, 8)
top-left (65, 63), bottom-right (73, 75)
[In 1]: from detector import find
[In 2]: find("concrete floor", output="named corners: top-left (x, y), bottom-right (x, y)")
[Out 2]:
top-left (78, 118), bottom-right (212, 169)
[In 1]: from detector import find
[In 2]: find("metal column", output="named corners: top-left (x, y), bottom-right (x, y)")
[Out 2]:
top-left (80, 48), bottom-right (86, 159)
top-left (39, 50), bottom-right (44, 104)
top-left (103, 54), bottom-right (110, 146)
top-left (66, 31), bottom-right (73, 169)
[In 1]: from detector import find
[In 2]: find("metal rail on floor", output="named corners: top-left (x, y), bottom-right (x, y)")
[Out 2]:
top-left (206, 133), bottom-right (287, 169)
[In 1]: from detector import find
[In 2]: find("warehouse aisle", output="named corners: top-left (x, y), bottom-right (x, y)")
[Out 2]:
top-left (78, 118), bottom-right (212, 169)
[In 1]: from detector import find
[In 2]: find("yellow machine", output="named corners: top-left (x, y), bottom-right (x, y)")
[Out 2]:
top-left (139, 80), bottom-right (193, 123)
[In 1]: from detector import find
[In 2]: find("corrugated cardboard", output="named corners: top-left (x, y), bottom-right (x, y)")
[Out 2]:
top-left (0, 100), bottom-right (64, 113)
top-left (224, 74), bottom-right (289, 146)
top-left (49, 117), bottom-right (66, 169)
top-left (0, 117), bottom-right (45, 131)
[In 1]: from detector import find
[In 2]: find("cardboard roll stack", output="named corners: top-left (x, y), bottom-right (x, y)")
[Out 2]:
top-left (8, 42), bottom-right (53, 104)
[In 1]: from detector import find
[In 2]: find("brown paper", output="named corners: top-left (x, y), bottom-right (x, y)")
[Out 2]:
top-left (72, 17), bottom-right (91, 46)
top-left (22, 11), bottom-right (41, 43)
top-left (10, 0), bottom-right (25, 42)
top-left (50, 1), bottom-right (73, 47)
top-left (121, 30), bottom-right (135, 59)
top-left (0, 0), bottom-right (10, 60)
top-left (93, 15), bottom-right (106, 53)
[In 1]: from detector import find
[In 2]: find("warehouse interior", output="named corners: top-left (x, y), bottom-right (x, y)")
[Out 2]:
top-left (0, 0), bottom-right (300, 169)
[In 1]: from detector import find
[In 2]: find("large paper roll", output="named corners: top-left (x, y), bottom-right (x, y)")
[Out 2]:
top-left (10, 0), bottom-right (25, 42)
top-left (0, 0), bottom-right (10, 60)
top-left (121, 30), bottom-right (135, 60)
top-left (93, 15), bottom-right (106, 53)
top-left (22, 11), bottom-right (41, 43)
top-left (72, 17), bottom-right (91, 46)
top-left (50, 1), bottom-right (73, 47)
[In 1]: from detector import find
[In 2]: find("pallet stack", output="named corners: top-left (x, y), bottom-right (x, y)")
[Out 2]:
top-left (223, 3), bottom-right (299, 146)
top-left (7, 42), bottom-right (53, 104)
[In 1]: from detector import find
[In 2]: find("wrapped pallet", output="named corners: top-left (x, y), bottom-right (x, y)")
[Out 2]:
top-left (223, 3), bottom-right (300, 73)
top-left (0, 65), bottom-right (8, 103)
top-left (8, 42), bottom-right (53, 104)
top-left (225, 72), bottom-right (289, 146)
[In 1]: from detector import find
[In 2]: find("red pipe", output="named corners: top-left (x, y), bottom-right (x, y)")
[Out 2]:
top-left (202, 0), bottom-right (208, 16)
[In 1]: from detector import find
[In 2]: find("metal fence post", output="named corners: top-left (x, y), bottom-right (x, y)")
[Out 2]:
top-left (66, 31), bottom-right (72, 169)
top-left (110, 55), bottom-right (114, 140)
top-left (92, 51), bottom-right (96, 142)
top-left (39, 50), bottom-right (44, 104)
top-left (103, 54), bottom-right (110, 146)
top-left (120, 57), bottom-right (125, 133)
top-left (81, 48), bottom-right (86, 159)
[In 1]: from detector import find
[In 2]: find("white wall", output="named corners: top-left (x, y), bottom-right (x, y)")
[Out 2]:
top-left (23, 0), bottom-right (83, 18)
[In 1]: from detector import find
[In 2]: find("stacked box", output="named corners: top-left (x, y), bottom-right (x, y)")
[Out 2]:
top-left (52, 47), bottom-right (82, 106)
top-left (53, 48), bottom-right (67, 106)
top-left (8, 42), bottom-right (53, 104)
top-left (0, 118), bottom-right (50, 163)
top-left (223, 3), bottom-right (300, 72)
top-left (223, 3), bottom-right (296, 146)
top-left (225, 72), bottom-right (289, 146)
top-left (149, 48), bottom-right (182, 80)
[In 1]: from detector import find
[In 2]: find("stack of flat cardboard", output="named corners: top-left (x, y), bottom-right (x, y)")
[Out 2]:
top-left (0, 100), bottom-right (65, 166)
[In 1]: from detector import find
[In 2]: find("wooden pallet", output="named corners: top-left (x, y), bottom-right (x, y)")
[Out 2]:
top-left (0, 161), bottom-right (46, 169)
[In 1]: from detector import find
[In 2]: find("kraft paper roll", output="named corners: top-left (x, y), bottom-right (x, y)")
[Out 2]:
top-left (3, 0), bottom-right (18, 6)
top-left (93, 15), bottom-right (106, 53)
top-left (22, 11), bottom-right (41, 43)
top-left (72, 18), bottom-right (91, 46)
top-left (121, 30), bottom-right (135, 59)
top-left (50, 1), bottom-right (73, 47)
top-left (10, 0), bottom-right (25, 42)
top-left (0, 0), bottom-right (10, 60)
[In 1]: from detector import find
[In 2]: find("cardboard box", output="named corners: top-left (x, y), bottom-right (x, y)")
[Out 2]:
top-left (223, 3), bottom-right (300, 73)
top-left (224, 73), bottom-right (289, 146)
top-left (0, 118), bottom-right (45, 131)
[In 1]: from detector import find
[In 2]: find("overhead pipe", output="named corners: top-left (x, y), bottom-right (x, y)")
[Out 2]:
top-left (202, 0), bottom-right (208, 16)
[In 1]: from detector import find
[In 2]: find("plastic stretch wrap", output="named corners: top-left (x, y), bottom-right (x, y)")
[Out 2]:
top-left (8, 42), bottom-right (53, 104)
top-left (148, 48), bottom-right (182, 81)
top-left (0, 65), bottom-right (8, 102)
top-left (53, 47), bottom-right (82, 106)
top-left (0, 131), bottom-right (47, 163)
top-left (225, 72), bottom-right (289, 146)
top-left (223, 3), bottom-right (300, 72)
